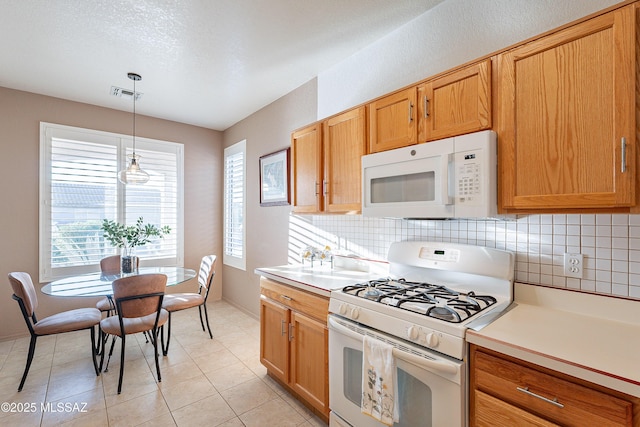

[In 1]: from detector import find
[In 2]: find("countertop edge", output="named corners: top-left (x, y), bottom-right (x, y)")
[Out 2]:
top-left (467, 321), bottom-right (640, 398)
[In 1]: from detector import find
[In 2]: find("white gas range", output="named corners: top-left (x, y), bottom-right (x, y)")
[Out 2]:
top-left (328, 241), bottom-right (514, 427)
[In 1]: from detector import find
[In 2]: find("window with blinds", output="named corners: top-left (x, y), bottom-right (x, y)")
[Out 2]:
top-left (223, 140), bottom-right (246, 270)
top-left (39, 122), bottom-right (184, 281)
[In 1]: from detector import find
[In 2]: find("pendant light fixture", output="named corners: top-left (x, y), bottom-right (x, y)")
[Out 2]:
top-left (118, 72), bottom-right (149, 184)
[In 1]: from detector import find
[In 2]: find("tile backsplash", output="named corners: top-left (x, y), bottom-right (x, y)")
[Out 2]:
top-left (288, 214), bottom-right (640, 300)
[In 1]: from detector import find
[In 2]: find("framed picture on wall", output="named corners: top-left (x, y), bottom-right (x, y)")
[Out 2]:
top-left (259, 147), bottom-right (290, 206)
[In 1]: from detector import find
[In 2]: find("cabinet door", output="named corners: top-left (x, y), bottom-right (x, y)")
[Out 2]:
top-left (323, 106), bottom-right (366, 213)
top-left (368, 87), bottom-right (417, 153)
top-left (289, 311), bottom-right (329, 416)
top-left (292, 123), bottom-right (322, 213)
top-left (260, 297), bottom-right (290, 384)
top-left (418, 59), bottom-right (492, 142)
top-left (498, 5), bottom-right (635, 210)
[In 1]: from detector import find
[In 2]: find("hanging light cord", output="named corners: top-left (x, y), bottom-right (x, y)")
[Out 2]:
top-left (132, 76), bottom-right (137, 156)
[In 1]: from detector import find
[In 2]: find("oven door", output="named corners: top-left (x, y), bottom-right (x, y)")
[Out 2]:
top-left (328, 315), bottom-right (465, 427)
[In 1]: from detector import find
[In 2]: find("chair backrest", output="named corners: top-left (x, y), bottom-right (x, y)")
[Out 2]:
top-left (100, 255), bottom-right (121, 272)
top-left (100, 255), bottom-right (139, 273)
top-left (8, 272), bottom-right (38, 317)
top-left (198, 255), bottom-right (217, 292)
top-left (112, 274), bottom-right (167, 319)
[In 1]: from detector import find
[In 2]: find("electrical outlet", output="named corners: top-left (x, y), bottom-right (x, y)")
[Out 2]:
top-left (563, 253), bottom-right (583, 279)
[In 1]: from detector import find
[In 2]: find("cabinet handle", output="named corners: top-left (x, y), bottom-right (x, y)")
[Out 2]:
top-left (323, 180), bottom-right (328, 195)
top-left (315, 182), bottom-right (320, 196)
top-left (424, 96), bottom-right (429, 118)
top-left (621, 137), bottom-right (627, 173)
top-left (408, 103), bottom-right (414, 123)
top-left (289, 323), bottom-right (294, 341)
top-left (281, 295), bottom-right (292, 301)
top-left (280, 320), bottom-right (286, 336)
top-left (516, 387), bottom-right (564, 408)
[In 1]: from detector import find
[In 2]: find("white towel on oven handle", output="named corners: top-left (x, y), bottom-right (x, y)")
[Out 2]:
top-left (361, 334), bottom-right (399, 425)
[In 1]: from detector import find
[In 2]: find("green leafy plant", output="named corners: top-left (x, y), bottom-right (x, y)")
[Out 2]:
top-left (101, 217), bottom-right (171, 257)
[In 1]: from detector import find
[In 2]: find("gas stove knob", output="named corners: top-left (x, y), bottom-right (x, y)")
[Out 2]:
top-left (350, 307), bottom-right (360, 320)
top-left (426, 333), bottom-right (439, 348)
top-left (407, 326), bottom-right (419, 341)
top-left (339, 304), bottom-right (348, 315)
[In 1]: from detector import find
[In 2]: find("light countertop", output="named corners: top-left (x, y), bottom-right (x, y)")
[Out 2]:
top-left (255, 259), bottom-right (387, 297)
top-left (467, 282), bottom-right (640, 397)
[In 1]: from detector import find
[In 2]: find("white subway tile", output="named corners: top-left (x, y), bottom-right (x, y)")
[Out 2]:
top-left (612, 215), bottom-right (629, 226)
top-left (580, 280), bottom-right (596, 292)
top-left (596, 214), bottom-right (612, 226)
top-left (612, 284), bottom-right (629, 297)
top-left (612, 259), bottom-right (629, 272)
top-left (566, 277), bottom-right (581, 289)
top-left (595, 281), bottom-right (612, 293)
top-left (612, 271), bottom-right (628, 285)
top-left (581, 214), bottom-right (595, 225)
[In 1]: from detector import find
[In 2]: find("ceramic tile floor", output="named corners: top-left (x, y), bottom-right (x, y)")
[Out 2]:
top-left (0, 300), bottom-right (327, 427)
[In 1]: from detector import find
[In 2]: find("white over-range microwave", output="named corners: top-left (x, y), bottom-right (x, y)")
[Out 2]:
top-left (362, 130), bottom-right (497, 219)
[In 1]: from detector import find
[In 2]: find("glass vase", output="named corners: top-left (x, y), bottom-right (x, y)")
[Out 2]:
top-left (121, 248), bottom-right (138, 275)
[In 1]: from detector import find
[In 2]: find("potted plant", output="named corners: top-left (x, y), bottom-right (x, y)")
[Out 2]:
top-left (101, 217), bottom-right (171, 273)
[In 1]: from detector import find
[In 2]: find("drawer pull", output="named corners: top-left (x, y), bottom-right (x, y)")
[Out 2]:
top-left (281, 295), bottom-right (292, 301)
top-left (517, 387), bottom-right (564, 408)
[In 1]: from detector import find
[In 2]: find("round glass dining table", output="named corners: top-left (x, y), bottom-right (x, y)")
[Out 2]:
top-left (41, 267), bottom-right (197, 297)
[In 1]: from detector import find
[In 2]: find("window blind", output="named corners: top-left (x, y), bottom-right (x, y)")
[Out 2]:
top-left (40, 123), bottom-right (184, 281)
top-left (223, 140), bottom-right (246, 270)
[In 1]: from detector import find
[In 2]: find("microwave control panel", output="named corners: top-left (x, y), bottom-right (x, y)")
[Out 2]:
top-left (454, 149), bottom-right (482, 205)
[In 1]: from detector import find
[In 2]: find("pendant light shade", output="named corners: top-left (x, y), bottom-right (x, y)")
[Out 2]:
top-left (118, 72), bottom-right (149, 185)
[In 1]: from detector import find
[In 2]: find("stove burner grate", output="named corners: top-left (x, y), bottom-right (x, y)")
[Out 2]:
top-left (343, 278), bottom-right (498, 323)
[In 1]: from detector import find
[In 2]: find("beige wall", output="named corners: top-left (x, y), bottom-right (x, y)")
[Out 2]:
top-left (0, 86), bottom-right (223, 340)
top-left (221, 79), bottom-right (317, 317)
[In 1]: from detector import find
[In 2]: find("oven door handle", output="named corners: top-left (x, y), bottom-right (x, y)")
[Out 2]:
top-left (329, 317), bottom-right (459, 376)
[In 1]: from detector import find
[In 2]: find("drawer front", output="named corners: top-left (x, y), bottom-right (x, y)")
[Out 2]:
top-left (474, 350), bottom-right (632, 427)
top-left (260, 278), bottom-right (329, 323)
top-left (474, 390), bottom-right (559, 427)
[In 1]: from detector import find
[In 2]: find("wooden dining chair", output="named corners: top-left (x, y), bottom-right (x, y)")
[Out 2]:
top-left (161, 255), bottom-right (216, 355)
top-left (96, 255), bottom-right (139, 316)
top-left (99, 273), bottom-right (168, 394)
top-left (8, 272), bottom-right (101, 391)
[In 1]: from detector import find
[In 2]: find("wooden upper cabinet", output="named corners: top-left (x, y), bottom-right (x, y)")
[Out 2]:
top-left (368, 87), bottom-right (417, 153)
top-left (498, 5), bottom-right (636, 210)
top-left (323, 106), bottom-right (366, 213)
top-left (418, 59), bottom-right (492, 142)
top-left (292, 123), bottom-right (322, 213)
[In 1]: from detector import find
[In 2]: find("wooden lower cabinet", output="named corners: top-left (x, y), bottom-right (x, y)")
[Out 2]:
top-left (259, 278), bottom-right (329, 421)
top-left (470, 345), bottom-right (639, 427)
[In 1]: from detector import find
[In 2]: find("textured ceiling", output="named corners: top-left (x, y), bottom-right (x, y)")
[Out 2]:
top-left (0, 0), bottom-right (443, 130)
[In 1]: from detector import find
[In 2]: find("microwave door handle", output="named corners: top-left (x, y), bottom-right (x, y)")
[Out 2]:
top-left (328, 316), bottom-right (459, 376)
top-left (440, 153), bottom-right (454, 205)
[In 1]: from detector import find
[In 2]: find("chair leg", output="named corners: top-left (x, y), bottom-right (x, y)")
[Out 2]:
top-left (90, 327), bottom-right (99, 376)
top-left (117, 335), bottom-right (126, 394)
top-left (98, 332), bottom-right (107, 372)
top-left (202, 304), bottom-right (213, 339)
top-left (18, 335), bottom-right (37, 391)
top-left (198, 305), bottom-right (205, 332)
top-left (153, 328), bottom-right (161, 382)
top-left (103, 335), bottom-right (117, 373)
top-left (161, 313), bottom-right (172, 356)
